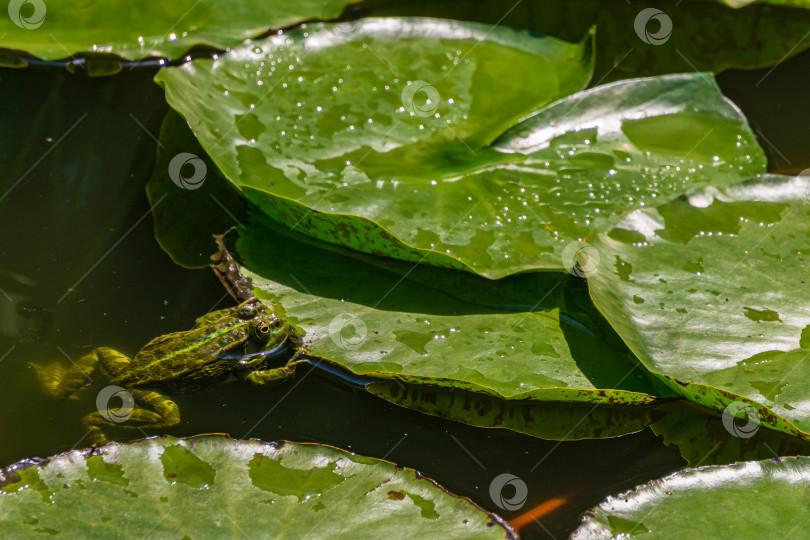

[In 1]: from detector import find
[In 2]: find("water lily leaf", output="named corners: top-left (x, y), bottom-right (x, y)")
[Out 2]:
top-left (365, 0), bottom-right (810, 83)
top-left (0, 0), bottom-right (355, 61)
top-left (157, 17), bottom-right (765, 277)
top-left (155, 18), bottom-right (599, 277)
top-left (571, 456), bottom-right (810, 539)
top-left (585, 174), bottom-right (810, 435)
top-left (236, 212), bottom-right (660, 399)
top-left (368, 379), bottom-right (659, 440)
top-left (0, 435), bottom-right (514, 538)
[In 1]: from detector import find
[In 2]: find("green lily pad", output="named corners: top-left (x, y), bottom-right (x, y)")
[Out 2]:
top-left (0, 435), bottom-right (514, 538)
top-left (0, 0), bottom-right (355, 61)
top-left (368, 379), bottom-right (659, 440)
top-left (366, 0), bottom-right (810, 83)
top-left (155, 18), bottom-right (598, 277)
top-left (236, 209), bottom-right (662, 399)
top-left (571, 456), bottom-right (810, 539)
top-left (157, 22), bottom-right (764, 277)
top-left (585, 174), bottom-right (810, 435)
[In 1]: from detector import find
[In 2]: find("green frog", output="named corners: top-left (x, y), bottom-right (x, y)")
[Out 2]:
top-left (31, 297), bottom-right (303, 443)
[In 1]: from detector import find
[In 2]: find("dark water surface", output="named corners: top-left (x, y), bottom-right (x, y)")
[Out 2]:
top-left (0, 45), bottom-right (808, 538)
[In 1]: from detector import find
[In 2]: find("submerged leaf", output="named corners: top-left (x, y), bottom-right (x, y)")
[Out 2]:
top-left (368, 379), bottom-right (659, 440)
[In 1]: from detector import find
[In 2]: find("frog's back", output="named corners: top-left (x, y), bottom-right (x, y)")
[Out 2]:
top-left (112, 319), bottom-right (249, 390)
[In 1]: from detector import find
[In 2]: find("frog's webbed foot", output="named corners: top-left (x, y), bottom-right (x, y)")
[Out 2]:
top-left (83, 389), bottom-right (180, 442)
top-left (29, 348), bottom-right (106, 400)
top-left (245, 357), bottom-right (307, 386)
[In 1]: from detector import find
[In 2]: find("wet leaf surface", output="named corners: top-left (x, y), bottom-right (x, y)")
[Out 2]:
top-left (158, 24), bottom-right (764, 276)
top-left (0, 0), bottom-right (355, 61)
top-left (572, 455), bottom-right (810, 539)
top-left (0, 435), bottom-right (514, 538)
top-left (586, 175), bottom-right (810, 435)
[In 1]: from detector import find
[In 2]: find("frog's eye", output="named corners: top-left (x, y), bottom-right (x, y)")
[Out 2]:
top-left (250, 321), bottom-right (272, 342)
top-left (238, 305), bottom-right (257, 319)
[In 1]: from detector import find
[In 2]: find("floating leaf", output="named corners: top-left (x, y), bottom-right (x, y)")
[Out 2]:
top-left (0, 0), bottom-right (356, 61)
top-left (586, 175), bottom-right (810, 435)
top-left (158, 23), bottom-right (764, 277)
top-left (237, 211), bottom-right (661, 399)
top-left (0, 435), bottom-right (514, 538)
top-left (572, 456), bottom-right (810, 538)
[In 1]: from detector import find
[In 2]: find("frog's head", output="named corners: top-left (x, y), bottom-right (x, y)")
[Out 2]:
top-left (233, 297), bottom-right (291, 360)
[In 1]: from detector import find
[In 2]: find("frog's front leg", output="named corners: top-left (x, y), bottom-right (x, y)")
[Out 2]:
top-left (245, 358), bottom-right (306, 385)
top-left (82, 389), bottom-right (180, 444)
top-left (30, 347), bottom-right (129, 400)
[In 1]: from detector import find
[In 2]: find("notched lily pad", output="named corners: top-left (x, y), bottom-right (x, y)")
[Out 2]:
top-left (0, 435), bottom-right (515, 538)
top-left (572, 456), bottom-right (810, 539)
top-left (158, 23), bottom-right (764, 277)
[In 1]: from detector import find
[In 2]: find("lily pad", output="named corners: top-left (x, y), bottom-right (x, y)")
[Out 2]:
top-left (0, 435), bottom-right (514, 538)
top-left (0, 0), bottom-right (355, 61)
top-left (366, 0), bottom-right (810, 83)
top-left (571, 456), bottom-right (810, 539)
top-left (585, 174), bottom-right (810, 435)
top-left (157, 23), bottom-right (764, 277)
top-left (236, 209), bottom-right (663, 399)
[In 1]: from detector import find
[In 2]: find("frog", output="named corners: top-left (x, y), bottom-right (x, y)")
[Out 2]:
top-left (31, 297), bottom-right (304, 443)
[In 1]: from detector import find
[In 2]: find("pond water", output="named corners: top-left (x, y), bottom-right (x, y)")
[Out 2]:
top-left (1, 45), bottom-right (808, 538)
